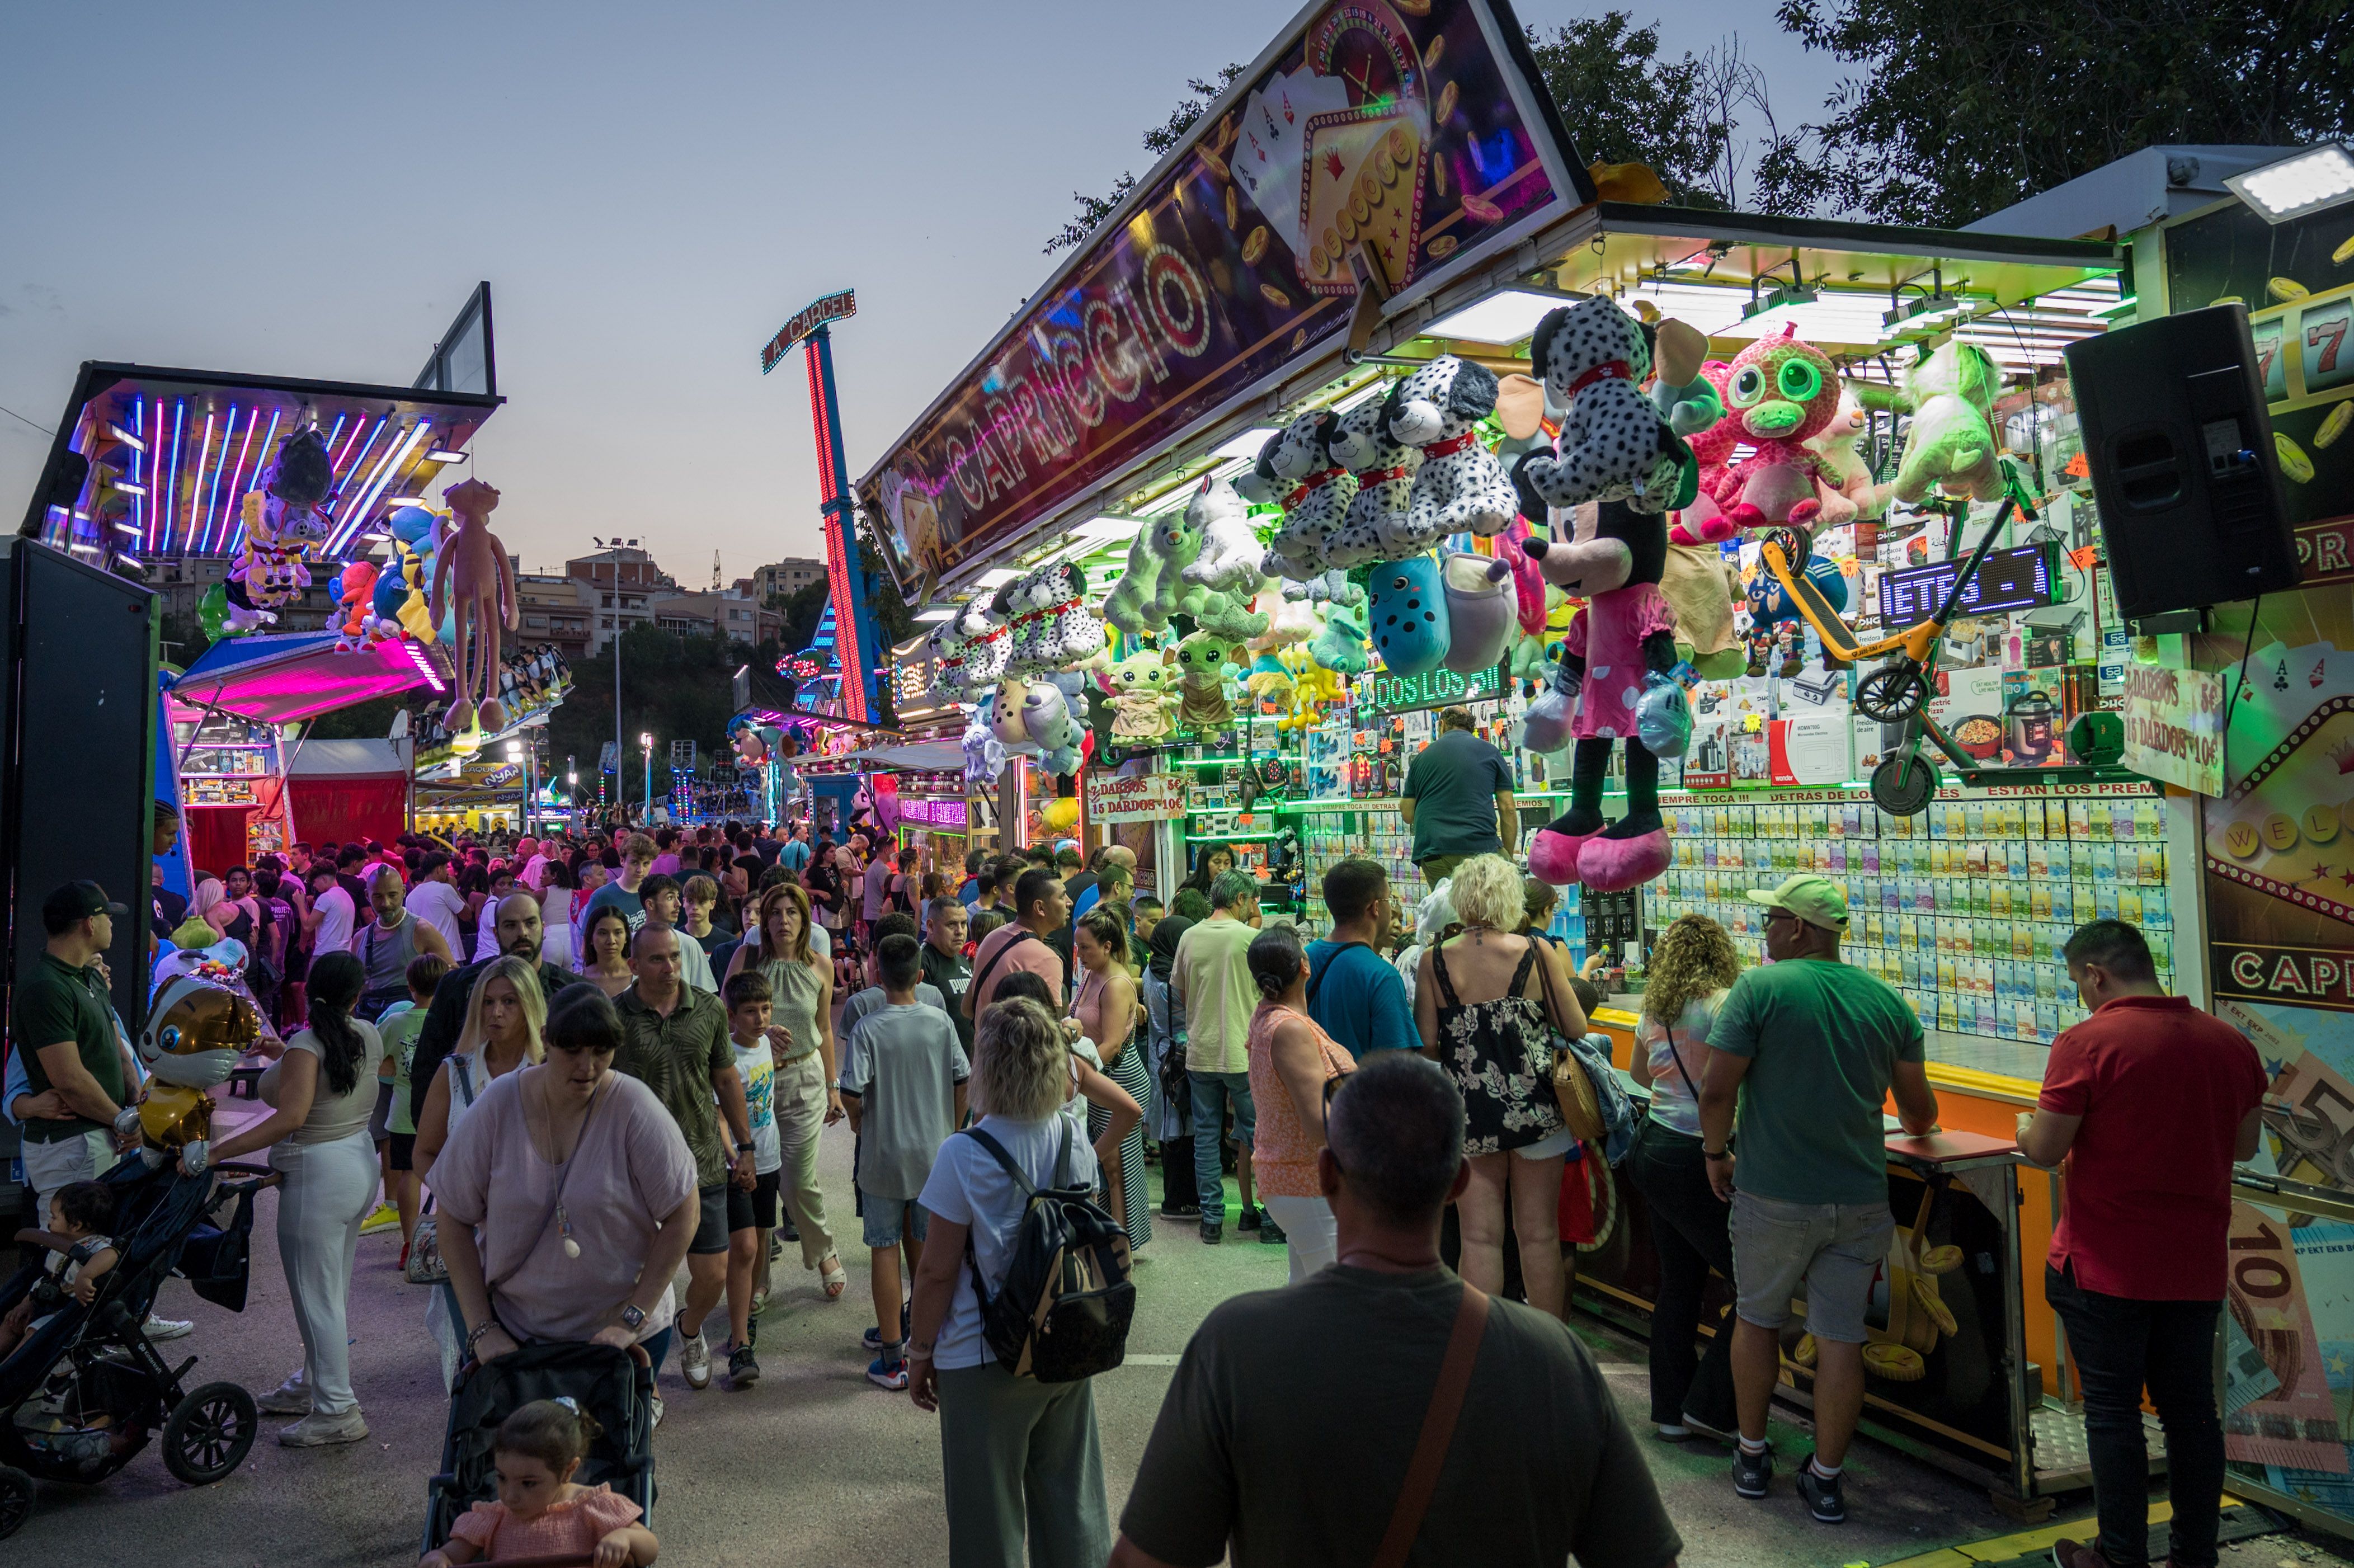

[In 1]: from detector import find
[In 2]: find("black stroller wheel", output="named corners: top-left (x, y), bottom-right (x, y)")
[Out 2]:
top-left (1856, 663), bottom-right (1930, 722)
top-left (163, 1382), bottom-right (258, 1485)
top-left (1871, 752), bottom-right (1941, 817)
top-left (0, 1463), bottom-right (31, 1539)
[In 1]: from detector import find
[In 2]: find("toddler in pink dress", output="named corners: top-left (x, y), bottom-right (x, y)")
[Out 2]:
top-left (421, 1399), bottom-right (656, 1567)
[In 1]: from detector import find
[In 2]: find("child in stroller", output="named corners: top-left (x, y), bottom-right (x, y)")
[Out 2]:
top-left (424, 1341), bottom-right (657, 1562)
top-left (0, 1183), bottom-right (120, 1359)
top-left (0, 1154), bottom-right (271, 1539)
top-left (422, 1397), bottom-right (657, 1566)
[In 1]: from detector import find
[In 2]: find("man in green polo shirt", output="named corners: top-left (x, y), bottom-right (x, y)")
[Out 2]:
top-left (614, 924), bottom-right (752, 1394)
top-left (13, 881), bottom-right (136, 1211)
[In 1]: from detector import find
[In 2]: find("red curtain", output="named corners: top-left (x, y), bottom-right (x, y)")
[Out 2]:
top-left (184, 805), bottom-right (256, 880)
top-left (289, 774), bottom-right (407, 848)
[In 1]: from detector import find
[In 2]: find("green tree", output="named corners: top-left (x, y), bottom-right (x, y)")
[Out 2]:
top-left (1047, 64), bottom-right (1248, 252)
top-left (1767, 0), bottom-right (2354, 227)
top-left (546, 625), bottom-right (772, 803)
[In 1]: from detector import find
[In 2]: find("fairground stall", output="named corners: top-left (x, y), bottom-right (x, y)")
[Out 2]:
top-left (840, 0), bottom-right (2334, 1524)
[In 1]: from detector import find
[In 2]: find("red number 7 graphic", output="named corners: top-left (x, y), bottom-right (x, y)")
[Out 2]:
top-left (2309, 314), bottom-right (2348, 375)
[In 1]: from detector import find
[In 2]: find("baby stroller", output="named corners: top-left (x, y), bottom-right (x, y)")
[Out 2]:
top-left (0, 1153), bottom-right (272, 1539)
top-left (423, 1340), bottom-right (657, 1555)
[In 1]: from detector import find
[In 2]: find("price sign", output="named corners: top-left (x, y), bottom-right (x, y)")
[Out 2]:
top-left (1353, 661), bottom-right (1505, 716)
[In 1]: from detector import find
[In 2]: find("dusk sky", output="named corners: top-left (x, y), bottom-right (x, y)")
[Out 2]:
top-left (0, 2), bottom-right (1829, 582)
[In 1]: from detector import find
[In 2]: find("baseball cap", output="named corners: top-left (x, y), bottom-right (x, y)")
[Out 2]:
top-left (44, 879), bottom-right (130, 933)
top-left (1744, 873), bottom-right (1848, 931)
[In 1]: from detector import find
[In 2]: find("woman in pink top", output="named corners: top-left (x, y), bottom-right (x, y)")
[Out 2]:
top-left (1244, 925), bottom-right (1356, 1282)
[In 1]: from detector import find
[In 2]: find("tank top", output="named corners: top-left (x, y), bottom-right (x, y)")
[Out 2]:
top-left (1071, 967), bottom-right (1135, 1060)
top-left (1246, 1001), bottom-right (1356, 1198)
top-left (759, 957), bottom-right (825, 1065)
top-left (1429, 939), bottom-right (1565, 1157)
top-left (360, 912), bottom-right (421, 996)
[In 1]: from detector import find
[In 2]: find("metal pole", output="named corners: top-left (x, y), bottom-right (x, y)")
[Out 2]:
top-left (643, 741), bottom-right (653, 824)
top-left (613, 561), bottom-right (623, 825)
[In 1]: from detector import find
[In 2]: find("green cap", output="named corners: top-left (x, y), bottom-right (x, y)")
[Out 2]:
top-left (1744, 873), bottom-right (1848, 931)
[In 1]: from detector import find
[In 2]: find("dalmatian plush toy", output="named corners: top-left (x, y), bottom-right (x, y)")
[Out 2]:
top-left (1329, 393), bottom-right (1424, 563)
top-left (1382, 355), bottom-right (1518, 540)
top-left (1038, 561), bottom-right (1105, 666)
top-left (1254, 411), bottom-right (1359, 602)
top-left (1511, 298), bottom-right (1693, 517)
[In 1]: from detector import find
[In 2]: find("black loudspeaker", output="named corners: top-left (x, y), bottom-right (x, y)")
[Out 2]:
top-left (1, 539), bottom-right (159, 1037)
top-left (2065, 303), bottom-right (2300, 620)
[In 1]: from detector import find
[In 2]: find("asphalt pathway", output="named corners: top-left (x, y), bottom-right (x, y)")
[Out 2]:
top-left (14, 1104), bottom-right (2354, 1566)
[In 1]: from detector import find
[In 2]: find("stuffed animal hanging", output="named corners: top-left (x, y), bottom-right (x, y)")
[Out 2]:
top-left (1801, 386), bottom-right (1875, 541)
top-left (1327, 393), bottom-right (1423, 562)
top-left (1255, 411), bottom-right (1358, 598)
top-left (1519, 499), bottom-right (1691, 892)
top-left (1668, 361), bottom-right (1741, 546)
top-left (1104, 501), bottom-right (1204, 635)
top-left (1103, 649), bottom-right (1178, 744)
top-left (1706, 327), bottom-right (1844, 531)
top-left (1038, 562), bottom-right (1105, 666)
top-left (1179, 475), bottom-right (1267, 596)
top-left (224, 426), bottom-right (336, 633)
top-left (1849, 341), bottom-right (2004, 508)
top-left (429, 478), bottom-right (519, 732)
top-left (1170, 630), bottom-right (1239, 732)
top-left (1440, 552), bottom-right (1515, 675)
top-left (1310, 596), bottom-right (1371, 676)
top-left (1383, 355), bottom-right (1518, 539)
top-left (1511, 299), bottom-right (1693, 516)
top-left (1367, 553), bottom-right (1450, 677)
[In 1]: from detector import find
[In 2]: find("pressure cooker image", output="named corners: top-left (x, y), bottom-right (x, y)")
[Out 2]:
top-left (2007, 689), bottom-right (2059, 765)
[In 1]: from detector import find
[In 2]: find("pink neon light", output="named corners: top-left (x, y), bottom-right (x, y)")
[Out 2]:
top-left (164, 401), bottom-right (186, 555)
top-left (213, 407), bottom-right (261, 550)
top-left (333, 420), bottom-right (428, 552)
top-left (329, 415), bottom-right (371, 475)
top-left (197, 406), bottom-right (239, 554)
top-left (130, 401), bottom-right (145, 546)
top-left (331, 420), bottom-right (394, 529)
top-left (223, 409), bottom-right (280, 555)
top-left (186, 411), bottom-right (215, 555)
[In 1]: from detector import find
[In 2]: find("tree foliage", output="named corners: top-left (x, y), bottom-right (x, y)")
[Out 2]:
top-left (1047, 64), bottom-right (1248, 253)
top-left (549, 624), bottom-right (785, 799)
top-left (1771, 0), bottom-right (2354, 227)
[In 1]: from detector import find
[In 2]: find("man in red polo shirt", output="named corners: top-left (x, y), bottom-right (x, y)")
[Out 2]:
top-left (2018, 920), bottom-right (2265, 1568)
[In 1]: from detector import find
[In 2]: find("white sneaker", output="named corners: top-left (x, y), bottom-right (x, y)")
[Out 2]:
top-left (649, 1395), bottom-right (665, 1430)
top-left (278, 1409), bottom-right (368, 1447)
top-left (257, 1373), bottom-right (312, 1415)
top-left (678, 1329), bottom-right (712, 1391)
top-left (144, 1315), bottom-right (195, 1341)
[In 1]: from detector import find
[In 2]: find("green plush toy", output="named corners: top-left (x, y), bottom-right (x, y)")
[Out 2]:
top-left (1849, 341), bottom-right (2004, 507)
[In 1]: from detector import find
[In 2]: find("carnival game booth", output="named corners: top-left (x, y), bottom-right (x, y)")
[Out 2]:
top-left (838, 0), bottom-right (2264, 1520)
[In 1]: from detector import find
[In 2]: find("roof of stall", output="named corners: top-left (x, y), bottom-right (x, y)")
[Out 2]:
top-left (170, 630), bottom-right (454, 726)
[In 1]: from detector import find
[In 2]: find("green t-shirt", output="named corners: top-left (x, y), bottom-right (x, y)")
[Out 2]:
top-left (11, 952), bottom-right (125, 1145)
top-left (1707, 957), bottom-right (1924, 1206)
top-left (614, 985), bottom-right (735, 1188)
top-left (1400, 730), bottom-right (1512, 863)
top-left (378, 1003), bottom-right (429, 1137)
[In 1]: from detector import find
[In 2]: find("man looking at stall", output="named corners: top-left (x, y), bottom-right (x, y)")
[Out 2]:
top-left (2023, 921), bottom-right (2266, 1568)
top-left (1400, 707), bottom-right (1516, 885)
top-left (579, 832), bottom-right (657, 938)
top-left (1698, 873), bottom-right (1938, 1526)
top-left (1306, 859), bottom-right (1419, 1059)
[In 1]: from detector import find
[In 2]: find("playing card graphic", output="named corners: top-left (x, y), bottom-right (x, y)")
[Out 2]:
top-left (1297, 109), bottom-right (1424, 296)
top-left (1233, 65), bottom-right (1350, 260)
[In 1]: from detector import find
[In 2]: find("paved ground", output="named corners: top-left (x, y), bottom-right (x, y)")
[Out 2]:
top-left (14, 1103), bottom-right (2354, 1566)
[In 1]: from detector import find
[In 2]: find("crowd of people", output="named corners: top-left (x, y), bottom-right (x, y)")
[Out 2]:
top-left (5, 723), bottom-right (2271, 1567)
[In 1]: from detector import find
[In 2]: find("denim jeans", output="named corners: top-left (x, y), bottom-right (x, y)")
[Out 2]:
top-left (2045, 1261), bottom-right (2225, 1568)
top-left (1188, 1070), bottom-right (1254, 1223)
top-left (1625, 1119), bottom-right (1739, 1429)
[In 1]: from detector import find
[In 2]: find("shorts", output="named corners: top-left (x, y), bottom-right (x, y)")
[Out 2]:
top-left (21, 1128), bottom-right (112, 1212)
top-left (1512, 1124), bottom-right (1578, 1161)
top-left (860, 1194), bottom-right (929, 1250)
top-left (690, 1183), bottom-right (731, 1255)
top-left (1730, 1191), bottom-right (1895, 1345)
top-left (750, 1168), bottom-right (780, 1230)
top-left (721, 1178), bottom-right (766, 1236)
top-left (366, 1081), bottom-right (396, 1143)
top-left (388, 1132), bottom-right (416, 1173)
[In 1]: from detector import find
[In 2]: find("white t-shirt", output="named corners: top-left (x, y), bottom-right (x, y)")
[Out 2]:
top-left (407, 880), bottom-right (468, 955)
top-left (916, 1112), bottom-right (1099, 1371)
top-left (313, 885), bottom-right (357, 957)
top-left (519, 854), bottom-right (552, 892)
top-left (731, 1040), bottom-right (781, 1174)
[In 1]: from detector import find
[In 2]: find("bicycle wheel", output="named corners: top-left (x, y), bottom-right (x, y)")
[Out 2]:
top-left (1871, 752), bottom-right (1941, 817)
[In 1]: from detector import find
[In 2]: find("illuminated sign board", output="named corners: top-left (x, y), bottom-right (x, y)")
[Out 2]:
top-left (899, 796), bottom-right (969, 828)
top-left (1877, 542), bottom-right (2056, 623)
top-left (760, 290), bottom-right (857, 375)
top-left (1355, 661), bottom-right (1504, 715)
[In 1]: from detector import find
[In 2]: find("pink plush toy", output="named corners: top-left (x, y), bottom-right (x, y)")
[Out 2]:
top-left (429, 479), bottom-right (518, 732)
top-left (1499, 517), bottom-right (1548, 636)
top-left (1667, 361), bottom-right (1740, 545)
top-left (1705, 327), bottom-right (1843, 533)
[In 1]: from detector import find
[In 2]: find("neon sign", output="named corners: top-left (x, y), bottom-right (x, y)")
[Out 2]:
top-left (760, 290), bottom-right (857, 375)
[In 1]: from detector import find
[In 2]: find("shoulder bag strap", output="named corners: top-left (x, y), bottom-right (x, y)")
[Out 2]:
top-left (1373, 1283), bottom-right (1491, 1568)
top-left (971, 929), bottom-right (1042, 997)
top-left (453, 1055), bottom-right (478, 1107)
top-left (957, 1125), bottom-right (1039, 1315)
top-left (1428, 939), bottom-right (1462, 1008)
top-left (1307, 942), bottom-right (1367, 1007)
top-left (1529, 942), bottom-right (1575, 1042)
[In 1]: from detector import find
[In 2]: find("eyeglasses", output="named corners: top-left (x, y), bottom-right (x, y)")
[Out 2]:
top-left (1764, 908), bottom-right (1801, 926)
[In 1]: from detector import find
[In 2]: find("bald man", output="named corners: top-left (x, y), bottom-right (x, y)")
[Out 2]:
top-left (406, 892), bottom-right (586, 1128)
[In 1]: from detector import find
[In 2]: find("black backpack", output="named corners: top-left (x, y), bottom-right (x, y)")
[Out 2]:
top-left (959, 1124), bottom-right (1136, 1383)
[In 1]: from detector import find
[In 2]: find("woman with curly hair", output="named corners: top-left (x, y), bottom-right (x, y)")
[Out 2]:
top-left (1626, 912), bottom-right (1745, 1439)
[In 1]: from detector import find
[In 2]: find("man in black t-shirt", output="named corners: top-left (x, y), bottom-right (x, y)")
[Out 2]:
top-left (917, 897), bottom-right (973, 1054)
top-left (1111, 1054), bottom-right (1680, 1568)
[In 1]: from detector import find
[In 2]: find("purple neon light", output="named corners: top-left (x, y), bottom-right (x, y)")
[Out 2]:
top-left (164, 401), bottom-right (186, 555)
top-left (186, 411), bottom-right (215, 555)
top-left (333, 420), bottom-right (429, 553)
top-left (130, 402), bottom-right (145, 545)
top-left (329, 415), bottom-right (369, 476)
top-left (196, 406), bottom-right (239, 554)
top-left (210, 406), bottom-right (258, 551)
top-left (331, 417), bottom-right (388, 520)
top-left (223, 409), bottom-right (280, 556)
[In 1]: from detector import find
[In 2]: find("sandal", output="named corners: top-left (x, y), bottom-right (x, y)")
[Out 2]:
top-left (819, 1254), bottom-right (848, 1301)
top-left (750, 1288), bottom-right (770, 1318)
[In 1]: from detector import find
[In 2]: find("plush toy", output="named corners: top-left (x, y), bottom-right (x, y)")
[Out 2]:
top-left (1668, 361), bottom-right (1741, 546)
top-left (330, 560), bottom-right (380, 650)
top-left (1309, 597), bottom-right (1372, 676)
top-left (1244, 650), bottom-right (1295, 709)
top-left (1499, 518), bottom-right (1548, 635)
top-left (1440, 552), bottom-right (1515, 675)
top-left (995, 566), bottom-right (1062, 676)
top-left (1849, 342), bottom-right (2004, 508)
top-left (224, 426), bottom-right (336, 632)
top-left (1187, 586), bottom-right (1269, 644)
top-left (1521, 499), bottom-right (1688, 891)
top-left (1802, 385), bottom-right (1877, 542)
top-left (1019, 679), bottom-right (1082, 754)
top-left (1660, 541), bottom-right (1745, 679)
top-left (1327, 393), bottom-right (1423, 562)
top-left (1746, 554), bottom-right (1851, 678)
top-left (988, 682), bottom-right (1032, 747)
top-left (1042, 562), bottom-right (1105, 666)
top-left (1247, 589), bottom-right (1319, 649)
top-left (1179, 475), bottom-right (1267, 595)
top-left (962, 712), bottom-right (1006, 786)
top-left (1255, 411), bottom-right (1357, 592)
top-left (429, 479), bottom-right (519, 733)
top-left (1707, 327), bottom-right (1843, 531)
top-left (1367, 553), bottom-right (1450, 677)
top-left (1105, 500), bottom-right (1205, 634)
top-left (1170, 630), bottom-right (1239, 732)
top-left (1511, 299), bottom-right (1693, 516)
top-left (131, 971), bottom-right (266, 1171)
top-left (1103, 649), bottom-right (1179, 743)
top-left (1383, 355), bottom-right (1518, 539)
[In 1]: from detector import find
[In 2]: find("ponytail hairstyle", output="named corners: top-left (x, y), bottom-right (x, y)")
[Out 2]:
top-left (302, 952), bottom-right (369, 1096)
top-left (1247, 924), bottom-right (1307, 1002)
top-left (495, 1397), bottom-right (602, 1476)
top-left (1077, 908), bottom-right (1130, 966)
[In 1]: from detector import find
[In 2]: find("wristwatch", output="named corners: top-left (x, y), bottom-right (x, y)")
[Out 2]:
top-left (619, 1302), bottom-right (648, 1331)
top-left (734, 1139), bottom-right (754, 1155)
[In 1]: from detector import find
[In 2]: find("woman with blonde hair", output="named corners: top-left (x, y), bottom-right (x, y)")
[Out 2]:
top-left (415, 955), bottom-right (547, 1186)
top-left (1413, 853), bottom-right (1585, 1319)
top-left (1626, 913), bottom-right (1744, 1439)
top-left (905, 997), bottom-right (1110, 1566)
top-left (723, 882), bottom-right (846, 1302)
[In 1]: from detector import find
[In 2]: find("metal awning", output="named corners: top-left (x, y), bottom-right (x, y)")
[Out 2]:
top-left (170, 631), bottom-right (453, 726)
